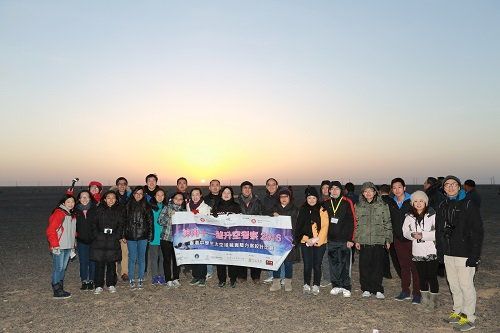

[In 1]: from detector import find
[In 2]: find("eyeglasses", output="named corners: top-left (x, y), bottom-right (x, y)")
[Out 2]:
top-left (443, 183), bottom-right (459, 188)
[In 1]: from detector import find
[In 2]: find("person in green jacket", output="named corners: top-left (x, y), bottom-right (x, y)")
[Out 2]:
top-left (354, 182), bottom-right (392, 299)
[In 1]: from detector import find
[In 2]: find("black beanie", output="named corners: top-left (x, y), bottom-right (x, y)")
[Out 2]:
top-left (330, 181), bottom-right (343, 191)
top-left (320, 180), bottom-right (330, 188)
top-left (305, 186), bottom-right (319, 199)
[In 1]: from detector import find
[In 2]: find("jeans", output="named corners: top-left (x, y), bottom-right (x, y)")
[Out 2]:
top-left (77, 242), bottom-right (95, 282)
top-left (273, 261), bottom-right (293, 279)
top-left (301, 244), bottom-right (326, 286)
top-left (148, 244), bottom-right (163, 277)
top-left (51, 249), bottom-right (71, 284)
top-left (127, 239), bottom-right (148, 281)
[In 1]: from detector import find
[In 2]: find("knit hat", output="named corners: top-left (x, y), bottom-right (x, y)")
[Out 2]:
top-left (320, 180), bottom-right (330, 188)
top-left (443, 175), bottom-right (461, 188)
top-left (330, 181), bottom-right (343, 191)
top-left (88, 181), bottom-right (103, 192)
top-left (240, 181), bottom-right (253, 188)
top-left (278, 188), bottom-right (291, 197)
top-left (360, 181), bottom-right (377, 192)
top-left (304, 186), bottom-right (319, 199)
top-left (410, 190), bottom-right (429, 206)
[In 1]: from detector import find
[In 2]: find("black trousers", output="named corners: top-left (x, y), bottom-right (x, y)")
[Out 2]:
top-left (328, 242), bottom-right (352, 290)
top-left (95, 261), bottom-right (117, 288)
top-left (192, 264), bottom-right (207, 280)
top-left (217, 265), bottom-right (239, 283)
top-left (414, 260), bottom-right (439, 293)
top-left (359, 244), bottom-right (385, 294)
top-left (237, 266), bottom-right (261, 280)
top-left (160, 240), bottom-right (179, 281)
top-left (302, 244), bottom-right (326, 286)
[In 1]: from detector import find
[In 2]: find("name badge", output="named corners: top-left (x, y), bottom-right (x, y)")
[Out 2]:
top-left (330, 218), bottom-right (339, 224)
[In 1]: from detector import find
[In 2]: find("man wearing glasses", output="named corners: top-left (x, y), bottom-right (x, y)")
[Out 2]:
top-left (436, 175), bottom-right (483, 332)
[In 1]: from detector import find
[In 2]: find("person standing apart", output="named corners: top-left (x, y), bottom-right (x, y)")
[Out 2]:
top-left (46, 195), bottom-right (77, 299)
top-left (436, 176), bottom-right (483, 332)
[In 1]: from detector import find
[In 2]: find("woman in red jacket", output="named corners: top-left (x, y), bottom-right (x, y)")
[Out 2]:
top-left (46, 194), bottom-right (77, 299)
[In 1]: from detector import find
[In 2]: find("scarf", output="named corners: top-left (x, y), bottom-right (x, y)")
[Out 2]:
top-left (77, 202), bottom-right (92, 211)
top-left (92, 193), bottom-right (101, 203)
top-left (298, 203), bottom-right (322, 238)
top-left (240, 194), bottom-right (253, 206)
top-left (189, 199), bottom-right (204, 214)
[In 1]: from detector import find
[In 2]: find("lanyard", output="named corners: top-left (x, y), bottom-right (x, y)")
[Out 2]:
top-left (330, 198), bottom-right (342, 215)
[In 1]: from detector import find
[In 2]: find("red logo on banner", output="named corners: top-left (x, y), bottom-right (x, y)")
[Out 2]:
top-left (266, 260), bottom-right (273, 266)
top-left (199, 218), bottom-right (205, 222)
top-left (251, 219), bottom-right (256, 224)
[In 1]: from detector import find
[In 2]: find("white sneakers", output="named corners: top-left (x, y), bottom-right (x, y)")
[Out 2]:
top-left (263, 276), bottom-right (274, 284)
top-left (172, 279), bottom-right (181, 288)
top-left (303, 284), bottom-right (311, 294)
top-left (330, 287), bottom-right (351, 298)
top-left (94, 287), bottom-right (103, 295)
top-left (330, 287), bottom-right (342, 295)
top-left (362, 291), bottom-right (371, 297)
top-left (311, 285), bottom-right (320, 296)
top-left (375, 292), bottom-right (385, 299)
top-left (108, 286), bottom-right (117, 293)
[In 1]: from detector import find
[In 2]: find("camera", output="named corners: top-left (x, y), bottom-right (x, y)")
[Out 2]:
top-left (444, 221), bottom-right (455, 239)
top-left (104, 228), bottom-right (113, 235)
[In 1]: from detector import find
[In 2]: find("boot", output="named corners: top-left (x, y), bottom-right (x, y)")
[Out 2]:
top-left (269, 279), bottom-right (281, 292)
top-left (52, 283), bottom-right (71, 299)
top-left (284, 278), bottom-right (292, 292)
top-left (429, 292), bottom-right (439, 310)
top-left (59, 280), bottom-right (71, 298)
top-left (420, 291), bottom-right (430, 308)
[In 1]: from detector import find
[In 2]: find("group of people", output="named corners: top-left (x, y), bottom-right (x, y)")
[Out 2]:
top-left (46, 174), bottom-right (484, 332)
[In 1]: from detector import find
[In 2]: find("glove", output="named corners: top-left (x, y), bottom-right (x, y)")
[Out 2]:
top-left (465, 257), bottom-right (480, 267)
top-left (52, 247), bottom-right (61, 255)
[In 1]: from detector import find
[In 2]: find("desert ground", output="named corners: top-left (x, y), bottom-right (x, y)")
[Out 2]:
top-left (0, 185), bottom-right (498, 332)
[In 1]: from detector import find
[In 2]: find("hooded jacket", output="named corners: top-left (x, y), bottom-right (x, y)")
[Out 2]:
top-left (402, 208), bottom-right (437, 261)
top-left (435, 193), bottom-right (483, 260)
top-left (46, 205), bottom-right (77, 249)
top-left (354, 182), bottom-right (392, 246)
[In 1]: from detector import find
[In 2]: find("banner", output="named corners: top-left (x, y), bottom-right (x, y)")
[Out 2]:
top-left (172, 212), bottom-right (293, 270)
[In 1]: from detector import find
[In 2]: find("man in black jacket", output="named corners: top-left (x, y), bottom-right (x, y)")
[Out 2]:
top-left (436, 176), bottom-right (483, 331)
top-left (323, 181), bottom-right (356, 298)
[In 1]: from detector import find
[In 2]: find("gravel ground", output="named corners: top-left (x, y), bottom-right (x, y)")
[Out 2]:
top-left (0, 185), bottom-right (498, 332)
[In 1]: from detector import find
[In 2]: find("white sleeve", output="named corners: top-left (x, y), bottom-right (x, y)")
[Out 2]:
top-left (402, 215), bottom-right (414, 241)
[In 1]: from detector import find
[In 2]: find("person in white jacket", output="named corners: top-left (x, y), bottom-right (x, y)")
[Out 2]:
top-left (402, 191), bottom-right (439, 310)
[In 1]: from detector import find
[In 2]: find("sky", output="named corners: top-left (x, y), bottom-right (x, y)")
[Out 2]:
top-left (1, 0), bottom-right (499, 186)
